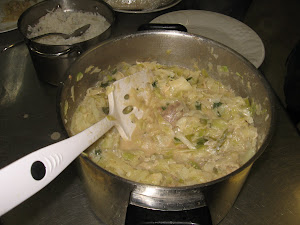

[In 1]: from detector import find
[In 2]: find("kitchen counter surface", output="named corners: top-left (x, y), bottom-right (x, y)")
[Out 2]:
top-left (0, 2), bottom-right (299, 225)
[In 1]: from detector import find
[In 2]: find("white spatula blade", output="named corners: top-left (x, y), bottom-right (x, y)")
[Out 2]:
top-left (108, 70), bottom-right (152, 140)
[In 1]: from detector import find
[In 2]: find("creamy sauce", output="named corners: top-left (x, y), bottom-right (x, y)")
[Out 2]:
top-left (70, 62), bottom-right (258, 187)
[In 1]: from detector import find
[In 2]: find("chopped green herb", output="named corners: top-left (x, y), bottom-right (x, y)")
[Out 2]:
top-left (168, 75), bottom-right (175, 80)
top-left (201, 69), bottom-right (209, 77)
top-left (102, 107), bottom-right (109, 115)
top-left (221, 66), bottom-right (229, 72)
top-left (213, 167), bottom-right (218, 174)
top-left (100, 82), bottom-right (109, 88)
top-left (161, 106), bottom-right (167, 110)
top-left (186, 77), bottom-right (192, 81)
top-left (95, 149), bottom-right (101, 156)
top-left (200, 118), bottom-right (208, 125)
top-left (190, 161), bottom-right (200, 169)
top-left (185, 134), bottom-right (194, 141)
top-left (174, 137), bottom-right (181, 143)
top-left (249, 104), bottom-right (256, 116)
top-left (123, 152), bottom-right (135, 161)
top-left (216, 129), bottom-right (228, 151)
top-left (245, 98), bottom-right (256, 116)
top-left (152, 81), bottom-right (158, 88)
top-left (107, 75), bottom-right (113, 81)
top-left (244, 98), bottom-right (251, 107)
top-left (112, 68), bottom-right (118, 74)
top-left (196, 137), bottom-right (208, 148)
top-left (76, 72), bottom-right (83, 81)
top-left (165, 151), bottom-right (173, 159)
top-left (100, 78), bottom-right (116, 88)
top-left (195, 101), bottom-right (202, 110)
top-left (213, 102), bottom-right (223, 109)
top-left (235, 72), bottom-right (243, 79)
top-left (64, 100), bottom-right (68, 116)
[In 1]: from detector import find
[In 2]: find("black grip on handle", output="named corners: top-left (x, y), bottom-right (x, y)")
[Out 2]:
top-left (31, 161), bottom-right (46, 180)
top-left (138, 23), bottom-right (187, 32)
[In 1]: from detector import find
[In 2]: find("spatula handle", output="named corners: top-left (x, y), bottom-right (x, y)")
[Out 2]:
top-left (0, 117), bottom-right (114, 216)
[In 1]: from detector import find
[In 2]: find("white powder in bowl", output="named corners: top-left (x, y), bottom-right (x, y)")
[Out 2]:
top-left (27, 8), bottom-right (110, 45)
top-left (104, 0), bottom-right (173, 10)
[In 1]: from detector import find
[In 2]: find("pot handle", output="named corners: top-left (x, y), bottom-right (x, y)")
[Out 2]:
top-left (1, 40), bottom-right (25, 53)
top-left (29, 45), bottom-right (81, 58)
top-left (0, 117), bottom-right (115, 216)
top-left (138, 23), bottom-right (187, 32)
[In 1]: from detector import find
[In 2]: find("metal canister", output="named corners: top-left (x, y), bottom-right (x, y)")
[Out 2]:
top-left (18, 0), bottom-right (115, 86)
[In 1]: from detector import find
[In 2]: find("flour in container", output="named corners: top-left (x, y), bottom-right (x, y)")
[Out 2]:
top-left (104, 0), bottom-right (173, 10)
top-left (27, 8), bottom-right (110, 45)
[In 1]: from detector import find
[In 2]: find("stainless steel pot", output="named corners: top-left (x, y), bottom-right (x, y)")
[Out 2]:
top-left (18, 0), bottom-right (115, 86)
top-left (59, 31), bottom-right (275, 225)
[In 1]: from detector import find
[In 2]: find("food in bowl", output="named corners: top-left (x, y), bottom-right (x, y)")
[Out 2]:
top-left (27, 8), bottom-right (110, 45)
top-left (69, 61), bottom-right (258, 187)
top-left (104, 0), bottom-right (173, 10)
top-left (1, 0), bottom-right (38, 23)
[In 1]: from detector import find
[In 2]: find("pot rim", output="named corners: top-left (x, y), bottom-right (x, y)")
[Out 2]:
top-left (58, 30), bottom-right (276, 191)
top-left (17, 0), bottom-right (115, 48)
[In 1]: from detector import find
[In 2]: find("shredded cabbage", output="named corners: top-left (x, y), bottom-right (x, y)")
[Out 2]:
top-left (70, 62), bottom-right (258, 187)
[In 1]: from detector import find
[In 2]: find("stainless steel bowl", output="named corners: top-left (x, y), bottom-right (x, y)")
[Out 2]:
top-left (18, 0), bottom-right (115, 86)
top-left (59, 30), bottom-right (275, 225)
top-left (104, 0), bottom-right (182, 13)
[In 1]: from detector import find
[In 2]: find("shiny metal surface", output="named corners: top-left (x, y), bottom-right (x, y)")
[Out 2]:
top-left (60, 30), bottom-right (274, 225)
top-left (29, 24), bottom-right (91, 41)
top-left (17, 0), bottom-right (115, 86)
top-left (0, 3), bottom-right (299, 225)
top-left (112, 0), bottom-right (182, 13)
top-left (1, 24), bottom-right (91, 52)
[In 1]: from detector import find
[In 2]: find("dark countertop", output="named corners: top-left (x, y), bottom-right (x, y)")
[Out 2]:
top-left (0, 2), bottom-right (299, 225)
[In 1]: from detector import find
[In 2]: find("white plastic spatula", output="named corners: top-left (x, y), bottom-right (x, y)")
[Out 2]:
top-left (0, 70), bottom-right (151, 216)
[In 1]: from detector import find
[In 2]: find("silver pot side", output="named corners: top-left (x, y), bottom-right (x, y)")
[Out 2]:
top-left (77, 156), bottom-right (135, 225)
top-left (17, 0), bottom-right (115, 86)
top-left (77, 154), bottom-right (252, 225)
top-left (59, 31), bottom-right (275, 225)
top-left (202, 164), bottom-right (252, 224)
